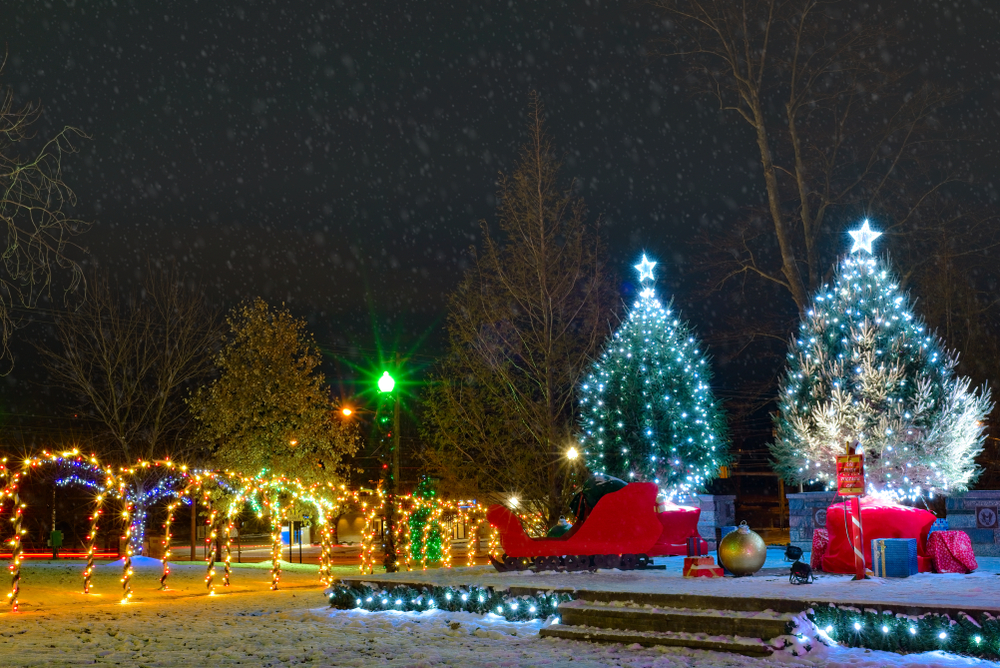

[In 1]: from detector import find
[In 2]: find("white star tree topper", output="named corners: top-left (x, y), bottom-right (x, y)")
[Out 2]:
top-left (634, 254), bottom-right (657, 282)
top-left (848, 220), bottom-right (883, 254)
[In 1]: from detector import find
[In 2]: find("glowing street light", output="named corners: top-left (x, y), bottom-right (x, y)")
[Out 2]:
top-left (341, 407), bottom-right (353, 417)
top-left (378, 371), bottom-right (396, 393)
top-left (566, 446), bottom-right (579, 460)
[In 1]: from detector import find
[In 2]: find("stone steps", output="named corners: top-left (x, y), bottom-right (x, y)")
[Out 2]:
top-left (540, 622), bottom-right (775, 657)
top-left (538, 591), bottom-right (801, 657)
top-left (557, 599), bottom-right (795, 638)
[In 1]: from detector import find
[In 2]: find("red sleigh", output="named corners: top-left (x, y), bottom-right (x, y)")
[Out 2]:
top-left (486, 482), bottom-right (707, 571)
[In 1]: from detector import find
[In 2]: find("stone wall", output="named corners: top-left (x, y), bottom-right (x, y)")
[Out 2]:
top-left (945, 490), bottom-right (1000, 557)
top-left (694, 494), bottom-right (736, 550)
top-left (786, 491), bottom-right (838, 552)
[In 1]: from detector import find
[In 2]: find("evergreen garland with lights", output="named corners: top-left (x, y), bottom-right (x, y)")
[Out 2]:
top-left (770, 222), bottom-right (992, 498)
top-left (809, 603), bottom-right (1000, 659)
top-left (578, 255), bottom-right (731, 498)
top-left (326, 582), bottom-right (572, 622)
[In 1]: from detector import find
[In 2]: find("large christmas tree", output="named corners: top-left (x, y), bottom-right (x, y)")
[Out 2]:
top-left (770, 221), bottom-right (992, 498)
top-left (577, 254), bottom-right (730, 498)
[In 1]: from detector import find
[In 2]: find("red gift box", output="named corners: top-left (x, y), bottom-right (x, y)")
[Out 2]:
top-left (927, 530), bottom-right (978, 574)
top-left (683, 556), bottom-right (724, 578)
top-left (811, 527), bottom-right (829, 572)
top-left (686, 536), bottom-right (706, 557)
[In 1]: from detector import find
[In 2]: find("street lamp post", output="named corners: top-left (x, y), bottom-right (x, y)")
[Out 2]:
top-left (376, 369), bottom-right (400, 572)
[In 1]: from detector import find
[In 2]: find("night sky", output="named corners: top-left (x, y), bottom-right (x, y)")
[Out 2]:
top-left (5, 0), bottom-right (1000, 415)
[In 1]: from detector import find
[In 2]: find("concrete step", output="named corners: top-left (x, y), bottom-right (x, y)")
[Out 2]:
top-left (557, 599), bottom-right (794, 640)
top-left (539, 623), bottom-right (774, 657)
top-left (567, 588), bottom-right (808, 614)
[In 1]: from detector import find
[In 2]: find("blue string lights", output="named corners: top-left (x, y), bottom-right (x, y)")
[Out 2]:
top-left (578, 254), bottom-right (731, 498)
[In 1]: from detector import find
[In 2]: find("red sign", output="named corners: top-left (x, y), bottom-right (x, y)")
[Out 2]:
top-left (836, 454), bottom-right (865, 496)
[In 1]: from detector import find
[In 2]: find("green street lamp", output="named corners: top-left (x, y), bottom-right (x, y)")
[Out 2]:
top-left (377, 371), bottom-right (396, 393)
top-left (375, 367), bottom-right (401, 572)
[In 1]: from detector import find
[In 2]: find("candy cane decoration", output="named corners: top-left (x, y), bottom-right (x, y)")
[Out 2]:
top-left (318, 513), bottom-right (333, 586)
top-left (849, 496), bottom-right (866, 580)
top-left (160, 500), bottom-right (179, 590)
top-left (83, 494), bottom-right (104, 593)
top-left (359, 496), bottom-right (383, 575)
top-left (204, 494), bottom-right (218, 594)
top-left (269, 494), bottom-right (283, 590)
top-left (222, 507), bottom-right (235, 587)
top-left (121, 499), bottom-right (135, 603)
top-left (8, 481), bottom-right (24, 612)
top-left (465, 512), bottom-right (484, 567)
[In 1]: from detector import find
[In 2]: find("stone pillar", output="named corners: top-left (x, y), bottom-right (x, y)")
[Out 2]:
top-left (786, 491), bottom-right (838, 552)
top-left (945, 490), bottom-right (1000, 557)
top-left (694, 494), bottom-right (735, 550)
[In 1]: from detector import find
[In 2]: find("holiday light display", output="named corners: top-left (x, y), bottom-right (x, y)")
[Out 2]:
top-left (578, 254), bottom-right (731, 497)
top-left (203, 495), bottom-right (218, 594)
top-left (7, 477), bottom-right (23, 612)
top-left (405, 477), bottom-right (445, 567)
top-left (268, 493), bottom-right (283, 591)
top-left (120, 500), bottom-right (134, 603)
top-left (0, 451), bottom-right (497, 610)
top-left (222, 498), bottom-right (241, 587)
top-left (160, 499), bottom-right (179, 590)
top-left (357, 486), bottom-right (493, 574)
top-left (327, 583), bottom-right (572, 622)
top-left (83, 494), bottom-right (104, 593)
top-left (771, 221), bottom-right (992, 498)
top-left (809, 603), bottom-right (1000, 659)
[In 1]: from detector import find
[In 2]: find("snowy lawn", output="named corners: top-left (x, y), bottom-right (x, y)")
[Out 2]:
top-left (0, 555), bottom-right (997, 666)
top-left (344, 549), bottom-right (1000, 614)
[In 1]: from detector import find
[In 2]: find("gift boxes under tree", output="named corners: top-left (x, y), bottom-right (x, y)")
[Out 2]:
top-left (871, 538), bottom-right (918, 578)
top-left (927, 530), bottom-right (978, 574)
top-left (682, 556), bottom-right (724, 577)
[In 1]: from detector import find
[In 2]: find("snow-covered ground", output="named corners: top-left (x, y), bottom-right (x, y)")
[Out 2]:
top-left (346, 549), bottom-right (1000, 614)
top-left (0, 554), bottom-right (997, 666)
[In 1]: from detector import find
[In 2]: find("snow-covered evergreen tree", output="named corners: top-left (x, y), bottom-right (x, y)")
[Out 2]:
top-left (577, 254), bottom-right (730, 498)
top-left (770, 221), bottom-right (992, 498)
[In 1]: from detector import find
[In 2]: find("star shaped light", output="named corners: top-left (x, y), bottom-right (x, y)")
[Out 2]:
top-left (634, 254), bottom-right (657, 282)
top-left (848, 220), bottom-right (882, 254)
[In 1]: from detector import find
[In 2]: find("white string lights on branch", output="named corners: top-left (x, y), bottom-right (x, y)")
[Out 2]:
top-left (771, 220), bottom-right (992, 499)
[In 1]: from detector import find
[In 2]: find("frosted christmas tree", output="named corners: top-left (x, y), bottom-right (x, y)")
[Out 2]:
top-left (770, 221), bottom-right (992, 498)
top-left (577, 254), bottom-right (730, 498)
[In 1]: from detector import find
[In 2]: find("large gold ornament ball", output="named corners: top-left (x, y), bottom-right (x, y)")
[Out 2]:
top-left (718, 521), bottom-right (767, 576)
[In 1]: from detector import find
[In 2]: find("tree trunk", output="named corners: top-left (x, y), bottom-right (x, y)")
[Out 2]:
top-left (751, 100), bottom-right (808, 312)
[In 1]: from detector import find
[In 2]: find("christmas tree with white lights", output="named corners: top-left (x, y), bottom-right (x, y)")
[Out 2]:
top-left (577, 254), bottom-right (731, 498)
top-left (770, 221), bottom-right (992, 498)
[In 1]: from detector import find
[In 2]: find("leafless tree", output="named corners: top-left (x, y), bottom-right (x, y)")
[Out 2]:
top-left (654, 0), bottom-right (964, 313)
top-left (1, 65), bottom-right (89, 371)
top-left (39, 267), bottom-right (222, 463)
top-left (422, 94), bottom-right (614, 525)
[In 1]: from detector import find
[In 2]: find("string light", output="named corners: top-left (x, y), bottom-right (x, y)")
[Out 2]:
top-left (121, 501), bottom-right (134, 603)
top-left (578, 254), bottom-right (731, 498)
top-left (810, 604), bottom-right (999, 657)
top-left (329, 583), bottom-right (571, 622)
top-left (204, 494), bottom-right (218, 595)
top-left (84, 495), bottom-right (104, 593)
top-left (772, 222), bottom-right (991, 498)
top-left (1, 453), bottom-right (503, 607)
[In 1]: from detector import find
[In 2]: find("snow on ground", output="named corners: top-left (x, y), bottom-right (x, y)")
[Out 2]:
top-left (347, 549), bottom-right (1000, 613)
top-left (0, 554), bottom-right (996, 666)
